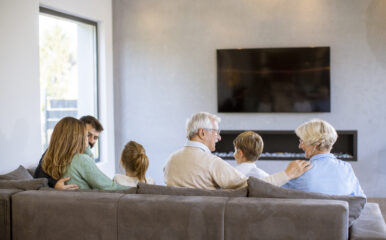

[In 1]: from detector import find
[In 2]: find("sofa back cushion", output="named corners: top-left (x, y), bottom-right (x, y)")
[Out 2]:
top-left (0, 178), bottom-right (48, 190)
top-left (38, 186), bottom-right (137, 194)
top-left (0, 165), bottom-right (33, 180)
top-left (12, 190), bottom-right (124, 240)
top-left (247, 177), bottom-right (366, 226)
top-left (118, 194), bottom-right (227, 240)
top-left (137, 182), bottom-right (247, 197)
top-left (225, 197), bottom-right (348, 240)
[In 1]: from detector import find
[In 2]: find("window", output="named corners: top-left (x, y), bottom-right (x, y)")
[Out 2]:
top-left (39, 7), bottom-right (100, 160)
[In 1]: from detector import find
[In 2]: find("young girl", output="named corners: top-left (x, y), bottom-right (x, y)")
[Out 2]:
top-left (114, 141), bottom-right (154, 187)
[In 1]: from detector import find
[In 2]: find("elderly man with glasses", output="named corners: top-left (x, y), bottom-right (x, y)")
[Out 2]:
top-left (164, 112), bottom-right (248, 190)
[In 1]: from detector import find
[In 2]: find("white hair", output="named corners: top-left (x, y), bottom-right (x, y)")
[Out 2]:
top-left (186, 112), bottom-right (221, 139)
top-left (295, 119), bottom-right (338, 151)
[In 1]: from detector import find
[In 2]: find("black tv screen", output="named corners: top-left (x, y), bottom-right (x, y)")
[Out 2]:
top-left (217, 47), bottom-right (330, 112)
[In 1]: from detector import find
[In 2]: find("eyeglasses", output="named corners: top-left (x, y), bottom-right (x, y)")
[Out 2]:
top-left (204, 128), bottom-right (221, 135)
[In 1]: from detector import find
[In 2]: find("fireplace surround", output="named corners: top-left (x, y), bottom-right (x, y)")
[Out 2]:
top-left (214, 130), bottom-right (357, 161)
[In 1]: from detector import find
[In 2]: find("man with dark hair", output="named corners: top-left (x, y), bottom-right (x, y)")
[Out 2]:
top-left (34, 115), bottom-right (104, 190)
top-left (80, 115), bottom-right (104, 149)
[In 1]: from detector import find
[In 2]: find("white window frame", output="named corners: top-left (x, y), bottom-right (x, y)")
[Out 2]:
top-left (39, 1), bottom-right (116, 177)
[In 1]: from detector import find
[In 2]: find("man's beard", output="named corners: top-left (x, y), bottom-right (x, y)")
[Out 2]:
top-left (89, 142), bottom-right (94, 148)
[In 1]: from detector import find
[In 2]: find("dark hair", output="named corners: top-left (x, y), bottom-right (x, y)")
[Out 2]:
top-left (120, 141), bottom-right (149, 183)
top-left (233, 131), bottom-right (264, 161)
top-left (80, 115), bottom-right (104, 132)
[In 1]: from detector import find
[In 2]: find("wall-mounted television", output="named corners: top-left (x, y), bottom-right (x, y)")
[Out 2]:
top-left (217, 47), bottom-right (330, 113)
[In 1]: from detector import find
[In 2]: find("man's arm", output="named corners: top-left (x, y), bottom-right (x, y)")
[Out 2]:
top-left (211, 157), bottom-right (248, 189)
top-left (54, 177), bottom-right (79, 190)
top-left (34, 153), bottom-right (79, 190)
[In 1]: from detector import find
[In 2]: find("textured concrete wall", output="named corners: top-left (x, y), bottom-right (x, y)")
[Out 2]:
top-left (113, 0), bottom-right (386, 196)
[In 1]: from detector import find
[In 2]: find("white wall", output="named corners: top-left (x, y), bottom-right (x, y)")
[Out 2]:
top-left (113, 0), bottom-right (386, 196)
top-left (0, 0), bottom-right (116, 177)
top-left (0, 0), bottom-right (40, 172)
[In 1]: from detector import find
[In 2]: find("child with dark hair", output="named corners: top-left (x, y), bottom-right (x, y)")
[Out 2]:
top-left (113, 141), bottom-right (154, 187)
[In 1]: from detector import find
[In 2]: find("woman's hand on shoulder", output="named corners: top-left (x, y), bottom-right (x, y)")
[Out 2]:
top-left (284, 160), bottom-right (312, 180)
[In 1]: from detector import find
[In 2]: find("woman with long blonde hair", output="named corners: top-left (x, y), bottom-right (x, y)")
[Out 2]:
top-left (43, 117), bottom-right (127, 190)
top-left (113, 141), bottom-right (154, 187)
top-left (42, 117), bottom-right (87, 180)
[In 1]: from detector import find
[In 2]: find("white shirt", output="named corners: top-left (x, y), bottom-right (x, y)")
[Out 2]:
top-left (164, 140), bottom-right (248, 190)
top-left (235, 162), bottom-right (289, 186)
top-left (113, 174), bottom-right (155, 187)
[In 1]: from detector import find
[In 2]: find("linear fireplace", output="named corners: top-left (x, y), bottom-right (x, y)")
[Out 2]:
top-left (213, 130), bottom-right (357, 161)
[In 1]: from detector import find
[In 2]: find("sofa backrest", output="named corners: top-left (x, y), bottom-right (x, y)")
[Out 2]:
top-left (225, 197), bottom-right (348, 240)
top-left (118, 194), bottom-right (227, 240)
top-left (12, 190), bottom-right (125, 240)
top-left (137, 182), bottom-right (247, 197)
top-left (11, 190), bottom-right (350, 240)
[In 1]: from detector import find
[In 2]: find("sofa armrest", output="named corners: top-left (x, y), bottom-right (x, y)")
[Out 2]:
top-left (0, 189), bottom-right (23, 240)
top-left (350, 203), bottom-right (386, 240)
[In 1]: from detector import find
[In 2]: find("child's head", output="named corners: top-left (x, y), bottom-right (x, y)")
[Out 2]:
top-left (233, 131), bottom-right (264, 163)
top-left (120, 141), bottom-right (149, 183)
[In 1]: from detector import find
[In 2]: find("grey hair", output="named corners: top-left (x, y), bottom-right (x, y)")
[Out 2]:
top-left (186, 112), bottom-right (221, 139)
top-left (295, 119), bottom-right (338, 151)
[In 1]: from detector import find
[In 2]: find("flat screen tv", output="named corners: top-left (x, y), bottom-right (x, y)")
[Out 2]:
top-left (217, 47), bottom-right (330, 113)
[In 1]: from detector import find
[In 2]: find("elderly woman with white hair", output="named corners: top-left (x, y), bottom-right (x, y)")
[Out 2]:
top-left (282, 119), bottom-right (365, 197)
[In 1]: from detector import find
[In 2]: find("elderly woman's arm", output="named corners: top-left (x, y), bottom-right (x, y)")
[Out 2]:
top-left (260, 160), bottom-right (312, 186)
top-left (284, 160), bottom-right (312, 179)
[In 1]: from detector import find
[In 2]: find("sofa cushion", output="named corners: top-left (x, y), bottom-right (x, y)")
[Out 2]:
top-left (27, 167), bottom-right (36, 177)
top-left (38, 186), bottom-right (137, 194)
top-left (0, 165), bottom-right (33, 180)
top-left (368, 198), bottom-right (386, 222)
top-left (0, 178), bottom-right (48, 190)
top-left (118, 194), bottom-right (227, 240)
top-left (248, 177), bottom-right (366, 226)
top-left (225, 197), bottom-right (348, 240)
top-left (349, 202), bottom-right (386, 240)
top-left (12, 190), bottom-right (124, 240)
top-left (137, 182), bottom-right (247, 197)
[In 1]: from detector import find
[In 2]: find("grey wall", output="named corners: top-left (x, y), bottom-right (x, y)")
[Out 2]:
top-left (113, 0), bottom-right (386, 196)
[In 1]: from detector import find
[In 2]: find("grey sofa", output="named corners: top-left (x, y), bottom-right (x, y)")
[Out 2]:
top-left (0, 185), bottom-right (383, 240)
top-left (1, 166), bottom-right (386, 240)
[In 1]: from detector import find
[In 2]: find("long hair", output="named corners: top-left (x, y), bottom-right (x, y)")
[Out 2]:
top-left (120, 141), bottom-right (149, 183)
top-left (42, 117), bottom-right (87, 180)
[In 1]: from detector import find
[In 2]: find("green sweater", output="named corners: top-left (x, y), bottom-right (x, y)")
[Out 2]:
top-left (63, 153), bottom-right (128, 190)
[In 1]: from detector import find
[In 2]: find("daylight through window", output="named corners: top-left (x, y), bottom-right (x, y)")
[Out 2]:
top-left (39, 7), bottom-right (100, 160)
